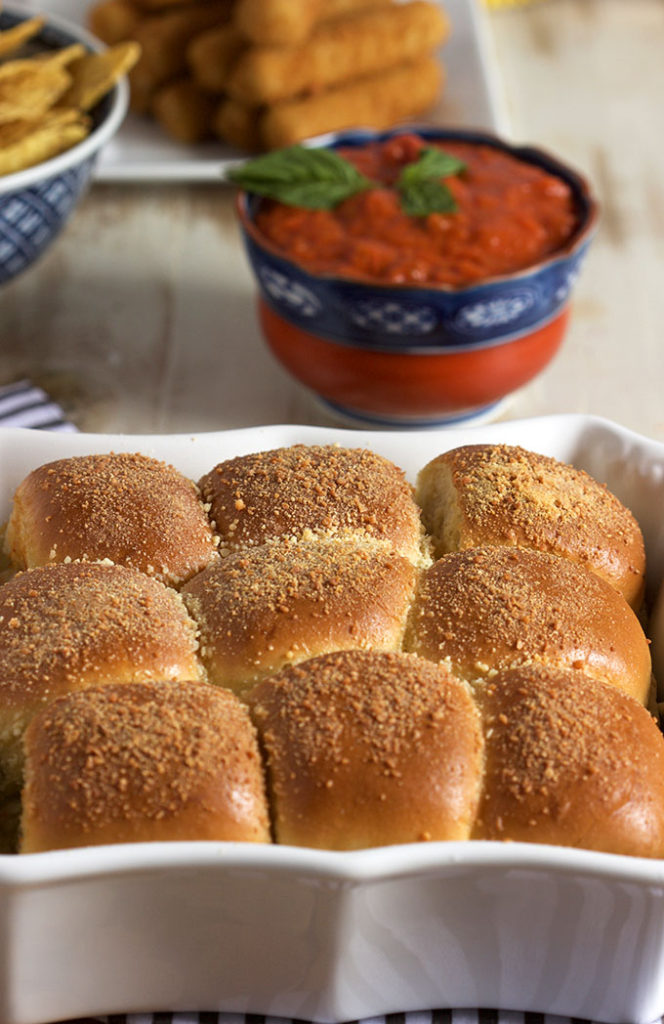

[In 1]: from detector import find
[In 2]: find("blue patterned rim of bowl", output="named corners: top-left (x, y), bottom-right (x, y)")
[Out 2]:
top-left (237, 126), bottom-right (599, 353)
top-left (0, 8), bottom-right (128, 286)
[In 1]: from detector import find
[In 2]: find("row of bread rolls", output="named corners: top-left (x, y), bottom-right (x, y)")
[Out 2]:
top-left (0, 532), bottom-right (652, 805)
top-left (3, 444), bottom-right (428, 581)
top-left (5, 441), bottom-right (645, 599)
top-left (0, 440), bottom-right (658, 855)
top-left (19, 653), bottom-right (664, 857)
top-left (1, 441), bottom-right (651, 701)
top-left (88, 0), bottom-right (449, 149)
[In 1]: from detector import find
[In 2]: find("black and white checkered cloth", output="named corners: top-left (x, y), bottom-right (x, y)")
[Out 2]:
top-left (72, 1011), bottom-right (609, 1024)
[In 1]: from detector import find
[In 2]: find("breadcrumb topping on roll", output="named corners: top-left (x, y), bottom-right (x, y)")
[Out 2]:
top-left (21, 680), bottom-right (270, 851)
top-left (0, 562), bottom-right (203, 800)
top-left (416, 444), bottom-right (646, 609)
top-left (182, 537), bottom-right (417, 693)
top-left (404, 546), bottom-right (652, 704)
top-left (247, 649), bottom-right (483, 850)
top-left (5, 452), bottom-right (219, 587)
top-left (0, 439), bottom-right (659, 859)
top-left (473, 665), bottom-right (664, 857)
top-left (199, 444), bottom-right (428, 564)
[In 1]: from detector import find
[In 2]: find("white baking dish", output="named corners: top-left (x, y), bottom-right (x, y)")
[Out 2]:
top-left (1, 414), bottom-right (664, 1024)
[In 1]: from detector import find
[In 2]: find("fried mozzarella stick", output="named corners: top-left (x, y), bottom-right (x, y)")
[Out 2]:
top-left (132, 0), bottom-right (211, 9)
top-left (234, 0), bottom-right (394, 47)
top-left (214, 96), bottom-right (262, 151)
top-left (187, 24), bottom-right (246, 93)
top-left (88, 0), bottom-right (142, 45)
top-left (128, 62), bottom-right (160, 113)
top-left (227, 1), bottom-right (449, 106)
top-left (134, 1), bottom-right (233, 86)
top-left (152, 77), bottom-right (216, 142)
top-left (261, 56), bottom-right (444, 150)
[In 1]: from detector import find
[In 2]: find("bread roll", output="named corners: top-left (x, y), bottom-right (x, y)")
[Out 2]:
top-left (247, 649), bottom-right (483, 850)
top-left (198, 444), bottom-right (427, 564)
top-left (404, 546), bottom-right (652, 704)
top-left (0, 562), bottom-right (202, 799)
top-left (182, 537), bottom-right (417, 693)
top-left (416, 444), bottom-right (646, 610)
top-left (473, 665), bottom-right (664, 857)
top-left (21, 681), bottom-right (270, 852)
top-left (4, 452), bottom-right (218, 587)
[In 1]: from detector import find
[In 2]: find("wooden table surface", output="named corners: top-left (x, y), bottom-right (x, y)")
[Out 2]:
top-left (1, 0), bottom-right (663, 439)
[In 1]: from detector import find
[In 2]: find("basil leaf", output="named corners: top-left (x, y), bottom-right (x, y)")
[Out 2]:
top-left (394, 146), bottom-right (465, 216)
top-left (399, 146), bottom-right (467, 186)
top-left (399, 179), bottom-right (458, 217)
top-left (226, 145), bottom-right (373, 209)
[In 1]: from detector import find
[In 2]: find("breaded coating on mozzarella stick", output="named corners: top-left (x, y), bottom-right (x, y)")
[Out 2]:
top-left (261, 56), bottom-right (444, 151)
top-left (88, 0), bottom-right (142, 45)
top-left (213, 96), bottom-right (262, 151)
top-left (234, 0), bottom-right (394, 47)
top-left (128, 62), bottom-right (160, 113)
top-left (187, 24), bottom-right (246, 93)
top-left (134, 2), bottom-right (233, 87)
top-left (228, 1), bottom-right (449, 106)
top-left (132, 0), bottom-right (214, 9)
top-left (153, 77), bottom-right (216, 143)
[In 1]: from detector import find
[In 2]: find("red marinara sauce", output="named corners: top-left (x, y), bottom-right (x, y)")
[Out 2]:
top-left (254, 133), bottom-right (579, 288)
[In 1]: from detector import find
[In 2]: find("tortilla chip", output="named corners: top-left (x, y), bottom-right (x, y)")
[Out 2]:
top-left (37, 43), bottom-right (87, 69)
top-left (0, 109), bottom-right (90, 175)
top-left (59, 40), bottom-right (140, 110)
top-left (0, 15), bottom-right (137, 178)
top-left (0, 16), bottom-right (46, 59)
top-left (0, 62), bottom-right (72, 124)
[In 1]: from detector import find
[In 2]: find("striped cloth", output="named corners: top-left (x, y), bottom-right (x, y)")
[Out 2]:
top-left (71, 1011), bottom-right (607, 1024)
top-left (0, 378), bottom-right (77, 431)
top-left (0, 381), bottom-right (643, 1024)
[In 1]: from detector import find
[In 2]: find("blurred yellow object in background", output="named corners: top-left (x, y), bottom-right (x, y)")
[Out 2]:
top-left (483, 0), bottom-right (544, 7)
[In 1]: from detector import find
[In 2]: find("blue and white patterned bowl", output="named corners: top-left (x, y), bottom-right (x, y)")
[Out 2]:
top-left (237, 126), bottom-right (599, 427)
top-left (0, 8), bottom-right (129, 287)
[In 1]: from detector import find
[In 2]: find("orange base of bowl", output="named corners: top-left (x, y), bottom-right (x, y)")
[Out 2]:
top-left (259, 300), bottom-right (570, 426)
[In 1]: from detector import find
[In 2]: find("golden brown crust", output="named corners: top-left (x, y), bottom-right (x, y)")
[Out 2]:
top-left (416, 444), bottom-right (646, 609)
top-left (187, 23), bottom-right (246, 93)
top-left (247, 649), bottom-right (483, 850)
top-left (4, 452), bottom-right (219, 587)
top-left (0, 439), bottom-right (657, 858)
top-left (473, 665), bottom-right (664, 857)
top-left (404, 546), bottom-right (652, 703)
top-left (152, 77), bottom-right (217, 145)
top-left (20, 680), bottom-right (270, 851)
top-left (232, 0), bottom-right (395, 47)
top-left (226, 2), bottom-right (449, 106)
top-left (182, 537), bottom-right (418, 694)
top-left (198, 444), bottom-right (427, 563)
top-left (0, 562), bottom-right (203, 799)
top-left (260, 57), bottom-right (443, 151)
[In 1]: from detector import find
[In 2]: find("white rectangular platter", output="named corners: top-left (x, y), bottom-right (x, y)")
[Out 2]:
top-left (10, 0), bottom-right (509, 181)
top-left (1, 415), bottom-right (664, 1024)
